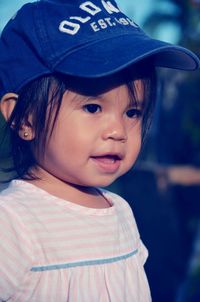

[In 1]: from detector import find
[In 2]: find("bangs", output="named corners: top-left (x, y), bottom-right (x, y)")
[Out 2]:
top-left (125, 69), bottom-right (157, 140)
top-left (127, 80), bottom-right (146, 109)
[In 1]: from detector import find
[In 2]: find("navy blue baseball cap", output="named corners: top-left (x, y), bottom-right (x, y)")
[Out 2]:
top-left (0, 0), bottom-right (200, 98)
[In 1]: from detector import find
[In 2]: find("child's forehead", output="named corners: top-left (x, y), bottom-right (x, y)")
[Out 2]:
top-left (65, 79), bottom-right (144, 103)
top-left (65, 67), bottom-right (147, 95)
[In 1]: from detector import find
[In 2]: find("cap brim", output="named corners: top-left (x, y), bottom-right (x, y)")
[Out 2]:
top-left (55, 33), bottom-right (200, 78)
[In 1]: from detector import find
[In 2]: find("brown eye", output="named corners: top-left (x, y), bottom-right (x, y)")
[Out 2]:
top-left (126, 108), bottom-right (142, 118)
top-left (83, 104), bottom-right (101, 113)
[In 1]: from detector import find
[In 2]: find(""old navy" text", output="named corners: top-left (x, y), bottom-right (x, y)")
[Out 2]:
top-left (59, 1), bottom-right (138, 35)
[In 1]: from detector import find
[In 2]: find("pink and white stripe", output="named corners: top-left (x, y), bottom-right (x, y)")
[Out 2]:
top-left (0, 180), bottom-right (151, 301)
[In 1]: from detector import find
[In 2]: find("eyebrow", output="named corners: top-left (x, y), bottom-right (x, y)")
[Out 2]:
top-left (71, 94), bottom-right (103, 104)
top-left (127, 97), bottom-right (145, 109)
top-left (71, 92), bottom-right (144, 109)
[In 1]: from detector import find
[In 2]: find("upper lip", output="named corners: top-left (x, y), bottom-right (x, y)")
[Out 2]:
top-left (91, 152), bottom-right (124, 160)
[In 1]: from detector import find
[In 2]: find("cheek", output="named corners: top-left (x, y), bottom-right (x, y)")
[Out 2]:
top-left (45, 122), bottom-right (91, 162)
top-left (128, 138), bottom-right (141, 161)
top-left (126, 127), bottom-right (142, 162)
top-left (118, 141), bottom-right (141, 178)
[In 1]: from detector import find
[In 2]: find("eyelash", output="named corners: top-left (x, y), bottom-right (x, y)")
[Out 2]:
top-left (126, 108), bottom-right (142, 119)
top-left (83, 104), bottom-right (142, 119)
top-left (83, 104), bottom-right (101, 114)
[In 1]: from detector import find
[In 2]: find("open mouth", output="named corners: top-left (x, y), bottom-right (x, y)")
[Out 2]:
top-left (90, 154), bottom-right (122, 173)
top-left (91, 155), bottom-right (121, 163)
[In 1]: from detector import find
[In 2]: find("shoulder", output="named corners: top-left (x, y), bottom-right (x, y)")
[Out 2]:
top-left (0, 181), bottom-right (35, 251)
top-left (100, 188), bottom-right (145, 239)
top-left (0, 181), bottom-right (33, 242)
top-left (100, 188), bottom-right (133, 212)
top-left (0, 181), bottom-right (23, 213)
top-left (0, 179), bottom-right (44, 211)
top-left (100, 188), bottom-right (139, 228)
top-left (0, 180), bottom-right (28, 205)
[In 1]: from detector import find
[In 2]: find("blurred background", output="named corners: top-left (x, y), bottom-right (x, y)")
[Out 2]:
top-left (0, 0), bottom-right (200, 301)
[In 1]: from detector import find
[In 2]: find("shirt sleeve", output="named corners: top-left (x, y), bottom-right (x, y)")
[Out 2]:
top-left (0, 204), bottom-right (34, 301)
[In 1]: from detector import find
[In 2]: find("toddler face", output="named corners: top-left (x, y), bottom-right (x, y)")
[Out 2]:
top-left (36, 81), bottom-right (144, 187)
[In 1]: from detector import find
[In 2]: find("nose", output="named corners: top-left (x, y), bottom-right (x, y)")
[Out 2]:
top-left (102, 116), bottom-right (127, 142)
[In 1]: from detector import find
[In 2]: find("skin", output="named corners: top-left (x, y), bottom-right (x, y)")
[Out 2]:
top-left (1, 81), bottom-right (144, 208)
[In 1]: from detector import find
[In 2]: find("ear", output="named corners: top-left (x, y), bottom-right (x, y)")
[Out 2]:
top-left (0, 93), bottom-right (35, 141)
top-left (0, 93), bottom-right (18, 121)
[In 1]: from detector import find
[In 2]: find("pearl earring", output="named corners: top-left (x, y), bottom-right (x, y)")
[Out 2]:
top-left (23, 131), bottom-right (29, 138)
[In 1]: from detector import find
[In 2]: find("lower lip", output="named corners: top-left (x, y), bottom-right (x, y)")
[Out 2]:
top-left (91, 157), bottom-right (121, 173)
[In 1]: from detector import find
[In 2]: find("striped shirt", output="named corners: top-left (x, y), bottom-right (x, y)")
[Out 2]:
top-left (0, 180), bottom-right (151, 302)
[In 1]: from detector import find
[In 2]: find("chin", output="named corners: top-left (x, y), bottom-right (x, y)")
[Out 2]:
top-left (73, 172), bottom-right (124, 188)
top-left (91, 176), bottom-right (120, 188)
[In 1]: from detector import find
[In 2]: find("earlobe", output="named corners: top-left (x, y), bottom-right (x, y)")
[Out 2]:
top-left (18, 125), bottom-right (35, 141)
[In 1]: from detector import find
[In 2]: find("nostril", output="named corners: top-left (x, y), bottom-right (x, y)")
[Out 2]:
top-left (103, 129), bottom-right (127, 141)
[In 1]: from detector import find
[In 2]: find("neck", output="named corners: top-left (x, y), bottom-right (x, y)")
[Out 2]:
top-left (24, 167), bottom-right (111, 209)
